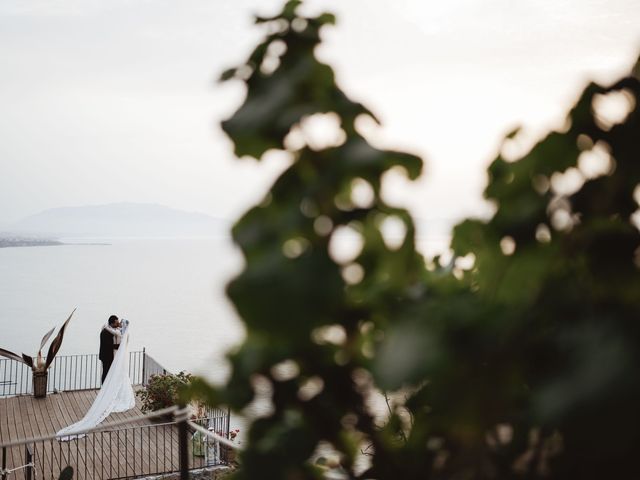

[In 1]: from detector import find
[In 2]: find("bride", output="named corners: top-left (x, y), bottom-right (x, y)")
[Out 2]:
top-left (57, 319), bottom-right (136, 440)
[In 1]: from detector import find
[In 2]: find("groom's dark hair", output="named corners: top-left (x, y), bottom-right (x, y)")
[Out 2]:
top-left (108, 315), bottom-right (119, 326)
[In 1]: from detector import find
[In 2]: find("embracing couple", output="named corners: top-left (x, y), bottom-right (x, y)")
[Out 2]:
top-left (57, 314), bottom-right (135, 440)
top-left (99, 314), bottom-right (128, 383)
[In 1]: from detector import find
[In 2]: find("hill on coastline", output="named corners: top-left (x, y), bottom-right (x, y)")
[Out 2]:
top-left (8, 203), bottom-right (230, 238)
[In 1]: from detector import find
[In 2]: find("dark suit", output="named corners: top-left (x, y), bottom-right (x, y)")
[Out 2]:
top-left (99, 327), bottom-right (115, 383)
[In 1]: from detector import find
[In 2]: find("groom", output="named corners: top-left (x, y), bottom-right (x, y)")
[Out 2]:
top-left (99, 315), bottom-right (122, 383)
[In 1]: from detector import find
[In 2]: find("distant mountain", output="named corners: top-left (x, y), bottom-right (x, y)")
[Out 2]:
top-left (8, 203), bottom-right (230, 238)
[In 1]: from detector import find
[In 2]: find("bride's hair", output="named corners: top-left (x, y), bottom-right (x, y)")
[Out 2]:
top-left (108, 315), bottom-right (119, 326)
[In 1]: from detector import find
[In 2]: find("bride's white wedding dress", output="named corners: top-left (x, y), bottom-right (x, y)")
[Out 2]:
top-left (57, 322), bottom-right (136, 440)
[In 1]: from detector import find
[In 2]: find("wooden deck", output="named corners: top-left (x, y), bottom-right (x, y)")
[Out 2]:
top-left (0, 389), bottom-right (211, 479)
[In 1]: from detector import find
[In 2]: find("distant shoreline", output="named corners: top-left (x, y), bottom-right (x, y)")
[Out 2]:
top-left (0, 238), bottom-right (63, 248)
top-left (0, 238), bottom-right (111, 248)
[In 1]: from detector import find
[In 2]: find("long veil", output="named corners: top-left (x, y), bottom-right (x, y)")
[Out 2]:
top-left (57, 323), bottom-right (136, 440)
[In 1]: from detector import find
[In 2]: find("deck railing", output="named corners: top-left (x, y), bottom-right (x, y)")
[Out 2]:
top-left (0, 350), bottom-right (158, 397)
top-left (1, 407), bottom-right (235, 480)
top-left (0, 351), bottom-right (233, 479)
top-left (141, 349), bottom-right (168, 385)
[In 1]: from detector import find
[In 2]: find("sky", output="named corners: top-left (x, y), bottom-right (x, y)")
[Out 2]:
top-left (1, 0), bottom-right (639, 246)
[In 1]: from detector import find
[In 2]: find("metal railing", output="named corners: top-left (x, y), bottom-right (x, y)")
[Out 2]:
top-left (0, 444), bottom-right (33, 480)
top-left (0, 350), bottom-right (155, 397)
top-left (1, 407), bottom-right (235, 480)
top-left (141, 349), bottom-right (167, 385)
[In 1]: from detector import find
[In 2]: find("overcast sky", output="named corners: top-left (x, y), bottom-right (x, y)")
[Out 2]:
top-left (1, 0), bottom-right (639, 241)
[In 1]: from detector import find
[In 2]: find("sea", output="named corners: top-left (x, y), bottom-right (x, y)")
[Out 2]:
top-left (0, 238), bottom-right (245, 384)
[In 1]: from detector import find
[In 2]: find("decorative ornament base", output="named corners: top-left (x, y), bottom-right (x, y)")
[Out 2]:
top-left (33, 370), bottom-right (48, 398)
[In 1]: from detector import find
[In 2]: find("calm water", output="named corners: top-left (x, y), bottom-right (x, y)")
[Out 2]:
top-left (0, 234), bottom-right (447, 373)
top-left (0, 238), bottom-right (245, 384)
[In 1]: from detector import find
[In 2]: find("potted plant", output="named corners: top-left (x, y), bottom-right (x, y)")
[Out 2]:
top-left (0, 309), bottom-right (76, 398)
top-left (136, 371), bottom-right (193, 419)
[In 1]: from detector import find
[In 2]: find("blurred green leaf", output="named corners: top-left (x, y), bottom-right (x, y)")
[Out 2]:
top-left (193, 1), bottom-right (640, 477)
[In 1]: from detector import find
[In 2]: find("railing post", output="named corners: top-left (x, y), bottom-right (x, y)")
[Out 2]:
top-left (177, 404), bottom-right (190, 480)
top-left (25, 444), bottom-right (33, 480)
top-left (1, 446), bottom-right (6, 480)
top-left (142, 347), bottom-right (147, 385)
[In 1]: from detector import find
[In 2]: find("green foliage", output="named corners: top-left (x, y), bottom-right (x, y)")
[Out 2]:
top-left (191, 1), bottom-right (422, 478)
top-left (372, 59), bottom-right (640, 479)
top-left (137, 372), bottom-right (193, 413)
top-left (191, 1), bottom-right (640, 478)
top-left (424, 70), bottom-right (640, 479)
